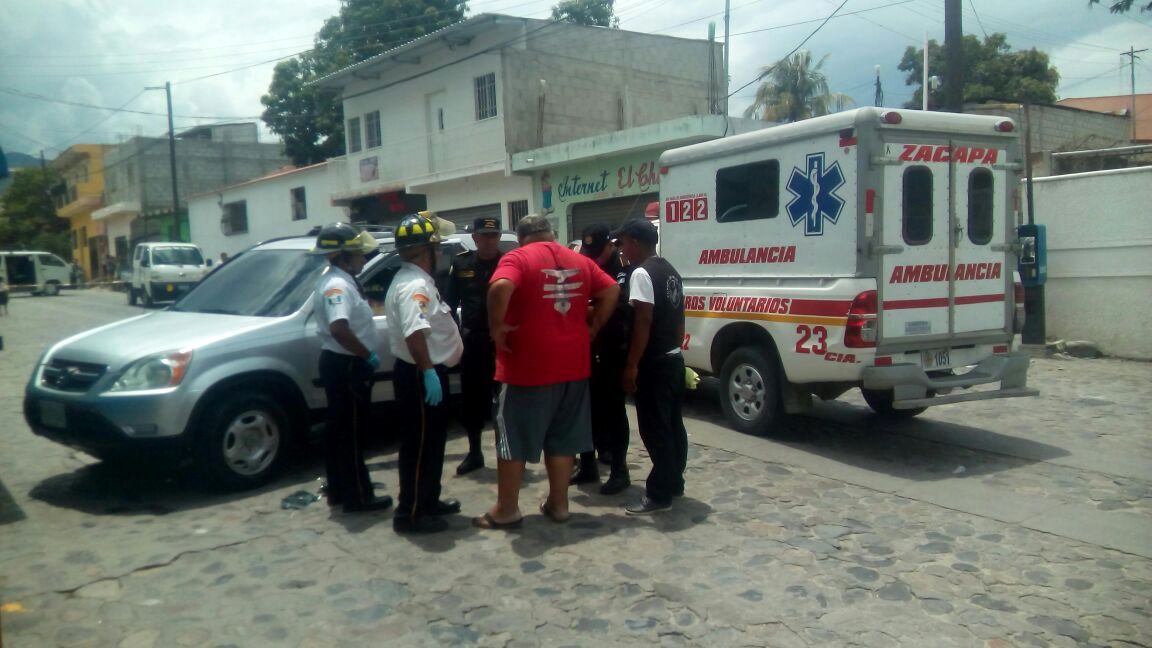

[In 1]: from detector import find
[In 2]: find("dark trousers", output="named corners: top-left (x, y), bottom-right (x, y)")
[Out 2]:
top-left (393, 359), bottom-right (449, 519)
top-left (460, 332), bottom-right (497, 445)
top-left (587, 350), bottom-right (630, 468)
top-left (635, 353), bottom-right (688, 501)
top-left (318, 350), bottom-right (376, 506)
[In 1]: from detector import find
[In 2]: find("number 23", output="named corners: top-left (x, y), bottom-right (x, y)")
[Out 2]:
top-left (795, 325), bottom-right (827, 355)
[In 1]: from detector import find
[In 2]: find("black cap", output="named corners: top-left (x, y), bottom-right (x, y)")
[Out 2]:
top-left (612, 218), bottom-right (659, 247)
top-left (473, 216), bottom-right (501, 233)
top-left (580, 224), bottom-right (611, 258)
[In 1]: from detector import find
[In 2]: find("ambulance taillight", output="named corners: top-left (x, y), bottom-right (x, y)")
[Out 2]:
top-left (844, 290), bottom-right (878, 348)
top-left (1013, 281), bottom-right (1026, 334)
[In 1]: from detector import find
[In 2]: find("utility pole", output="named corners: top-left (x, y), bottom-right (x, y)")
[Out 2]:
top-left (164, 81), bottom-right (179, 230)
top-left (724, 0), bottom-right (731, 115)
top-left (874, 65), bottom-right (884, 107)
top-left (144, 81), bottom-right (179, 241)
top-left (944, 0), bottom-right (963, 112)
top-left (1122, 46), bottom-right (1147, 142)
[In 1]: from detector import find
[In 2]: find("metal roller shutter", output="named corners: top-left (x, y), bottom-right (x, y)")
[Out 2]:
top-left (436, 204), bottom-right (502, 230)
top-left (569, 193), bottom-right (658, 243)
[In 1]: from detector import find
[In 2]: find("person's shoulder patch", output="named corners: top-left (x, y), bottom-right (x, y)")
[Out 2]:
top-left (324, 287), bottom-right (344, 306)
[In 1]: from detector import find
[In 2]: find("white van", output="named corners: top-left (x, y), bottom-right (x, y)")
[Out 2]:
top-left (129, 242), bottom-right (210, 306)
top-left (659, 107), bottom-right (1036, 433)
top-left (0, 251), bottom-right (75, 296)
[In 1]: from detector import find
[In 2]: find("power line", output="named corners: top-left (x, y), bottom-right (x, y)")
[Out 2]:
top-left (47, 90), bottom-right (147, 152)
top-left (727, 0), bottom-right (849, 100)
top-left (0, 86), bottom-right (260, 120)
top-left (727, 0), bottom-right (918, 38)
top-left (968, 0), bottom-right (989, 39)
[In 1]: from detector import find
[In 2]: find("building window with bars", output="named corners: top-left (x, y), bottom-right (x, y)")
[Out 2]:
top-left (507, 199), bottom-right (528, 228)
top-left (475, 73), bottom-right (497, 121)
top-left (221, 201), bottom-right (249, 235)
top-left (347, 117), bottom-right (362, 153)
top-left (365, 111), bottom-right (382, 149)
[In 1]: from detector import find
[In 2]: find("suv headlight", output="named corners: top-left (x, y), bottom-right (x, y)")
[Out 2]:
top-left (108, 350), bottom-right (193, 392)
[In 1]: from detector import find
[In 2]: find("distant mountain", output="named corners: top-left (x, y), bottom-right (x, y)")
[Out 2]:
top-left (3, 150), bottom-right (40, 169)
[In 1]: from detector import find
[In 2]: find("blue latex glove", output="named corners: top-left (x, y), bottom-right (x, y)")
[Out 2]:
top-left (365, 351), bottom-right (381, 370)
top-left (422, 368), bottom-right (443, 406)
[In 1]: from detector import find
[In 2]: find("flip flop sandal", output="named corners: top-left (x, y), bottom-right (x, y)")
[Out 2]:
top-left (539, 501), bottom-right (570, 523)
top-left (471, 512), bottom-right (523, 529)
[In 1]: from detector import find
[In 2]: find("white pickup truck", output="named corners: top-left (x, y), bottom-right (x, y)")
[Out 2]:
top-left (129, 242), bottom-right (210, 306)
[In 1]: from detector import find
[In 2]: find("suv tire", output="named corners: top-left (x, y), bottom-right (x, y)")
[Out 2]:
top-left (44, 282), bottom-right (60, 297)
top-left (718, 346), bottom-right (783, 435)
top-left (198, 391), bottom-right (289, 489)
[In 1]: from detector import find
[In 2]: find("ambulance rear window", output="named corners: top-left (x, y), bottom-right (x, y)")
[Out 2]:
top-left (715, 160), bottom-right (779, 223)
top-left (968, 169), bottom-right (994, 245)
top-left (902, 166), bottom-right (933, 245)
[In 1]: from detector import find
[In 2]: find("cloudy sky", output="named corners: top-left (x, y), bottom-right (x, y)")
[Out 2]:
top-left (1, 0), bottom-right (1149, 160)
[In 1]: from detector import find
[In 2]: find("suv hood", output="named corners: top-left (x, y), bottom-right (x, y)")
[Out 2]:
top-left (46, 310), bottom-right (290, 369)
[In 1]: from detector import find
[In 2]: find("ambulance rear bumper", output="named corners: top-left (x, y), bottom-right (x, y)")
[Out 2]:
top-left (861, 352), bottom-right (1038, 409)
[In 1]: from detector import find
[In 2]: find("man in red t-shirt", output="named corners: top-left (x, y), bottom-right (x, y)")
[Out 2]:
top-left (471, 215), bottom-right (619, 529)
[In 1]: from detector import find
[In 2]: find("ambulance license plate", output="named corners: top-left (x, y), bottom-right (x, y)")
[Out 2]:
top-left (40, 401), bottom-right (66, 429)
top-left (921, 348), bottom-right (950, 369)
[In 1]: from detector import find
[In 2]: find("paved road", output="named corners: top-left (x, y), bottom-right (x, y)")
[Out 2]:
top-left (1, 289), bottom-right (1149, 647)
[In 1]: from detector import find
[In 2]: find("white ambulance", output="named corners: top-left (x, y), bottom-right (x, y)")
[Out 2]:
top-left (659, 107), bottom-right (1036, 433)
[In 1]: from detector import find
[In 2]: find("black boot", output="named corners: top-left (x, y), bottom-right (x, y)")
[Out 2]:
top-left (599, 465), bottom-right (630, 495)
top-left (456, 430), bottom-right (485, 475)
top-left (570, 452), bottom-right (600, 485)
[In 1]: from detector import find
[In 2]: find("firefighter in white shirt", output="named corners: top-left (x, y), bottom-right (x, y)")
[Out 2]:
top-left (385, 213), bottom-right (465, 534)
top-left (311, 222), bottom-right (393, 514)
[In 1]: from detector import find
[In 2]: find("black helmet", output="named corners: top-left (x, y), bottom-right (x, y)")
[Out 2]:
top-left (394, 214), bottom-right (441, 249)
top-left (310, 222), bottom-right (377, 256)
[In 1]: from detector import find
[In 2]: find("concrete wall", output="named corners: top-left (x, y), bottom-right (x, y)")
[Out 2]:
top-left (103, 136), bottom-right (289, 214)
top-left (188, 164), bottom-right (345, 260)
top-left (1026, 166), bottom-right (1152, 359)
top-left (504, 24), bottom-right (720, 153)
top-left (968, 104), bottom-right (1130, 176)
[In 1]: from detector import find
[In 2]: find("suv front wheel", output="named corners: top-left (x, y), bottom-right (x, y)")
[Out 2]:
top-left (197, 391), bottom-right (289, 489)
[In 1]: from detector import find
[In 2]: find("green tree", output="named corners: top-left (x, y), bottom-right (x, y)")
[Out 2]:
top-left (0, 168), bottom-right (69, 257)
top-left (261, 0), bottom-right (468, 166)
top-left (744, 51), bottom-right (853, 123)
top-left (551, 0), bottom-right (617, 27)
top-left (1088, 0), bottom-right (1152, 12)
top-left (898, 33), bottom-right (1059, 109)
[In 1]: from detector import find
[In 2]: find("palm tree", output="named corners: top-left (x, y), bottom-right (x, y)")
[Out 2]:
top-left (744, 51), bottom-right (854, 122)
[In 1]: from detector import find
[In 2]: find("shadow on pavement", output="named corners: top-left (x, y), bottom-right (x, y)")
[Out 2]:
top-left (680, 381), bottom-right (1069, 483)
top-left (0, 477), bottom-right (27, 526)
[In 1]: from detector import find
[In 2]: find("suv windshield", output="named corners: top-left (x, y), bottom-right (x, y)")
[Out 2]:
top-left (152, 247), bottom-right (205, 266)
top-left (173, 248), bottom-right (326, 317)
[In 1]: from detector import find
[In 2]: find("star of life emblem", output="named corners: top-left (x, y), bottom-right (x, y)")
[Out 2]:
top-left (786, 152), bottom-right (846, 237)
top-left (542, 268), bottom-right (583, 314)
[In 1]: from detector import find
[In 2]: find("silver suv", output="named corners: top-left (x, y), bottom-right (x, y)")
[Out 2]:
top-left (23, 231), bottom-right (516, 489)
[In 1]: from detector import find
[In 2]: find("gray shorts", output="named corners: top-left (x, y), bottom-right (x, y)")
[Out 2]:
top-left (495, 380), bottom-right (592, 463)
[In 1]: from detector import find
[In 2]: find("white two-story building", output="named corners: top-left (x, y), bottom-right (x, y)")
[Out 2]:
top-left (314, 13), bottom-right (725, 232)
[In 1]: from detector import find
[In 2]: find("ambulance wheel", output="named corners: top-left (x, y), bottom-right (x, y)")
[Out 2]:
top-left (718, 346), bottom-right (782, 435)
top-left (861, 389), bottom-right (926, 418)
top-left (128, 287), bottom-right (137, 305)
top-left (44, 282), bottom-right (60, 296)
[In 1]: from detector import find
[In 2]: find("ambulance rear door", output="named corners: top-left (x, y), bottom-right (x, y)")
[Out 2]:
top-left (876, 135), bottom-right (1014, 360)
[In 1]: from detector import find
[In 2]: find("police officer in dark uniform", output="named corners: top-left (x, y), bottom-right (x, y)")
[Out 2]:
top-left (571, 223), bottom-right (633, 495)
top-left (445, 216), bottom-right (505, 475)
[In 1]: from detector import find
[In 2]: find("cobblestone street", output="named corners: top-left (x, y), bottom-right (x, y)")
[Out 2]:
top-left (1, 290), bottom-right (1149, 647)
